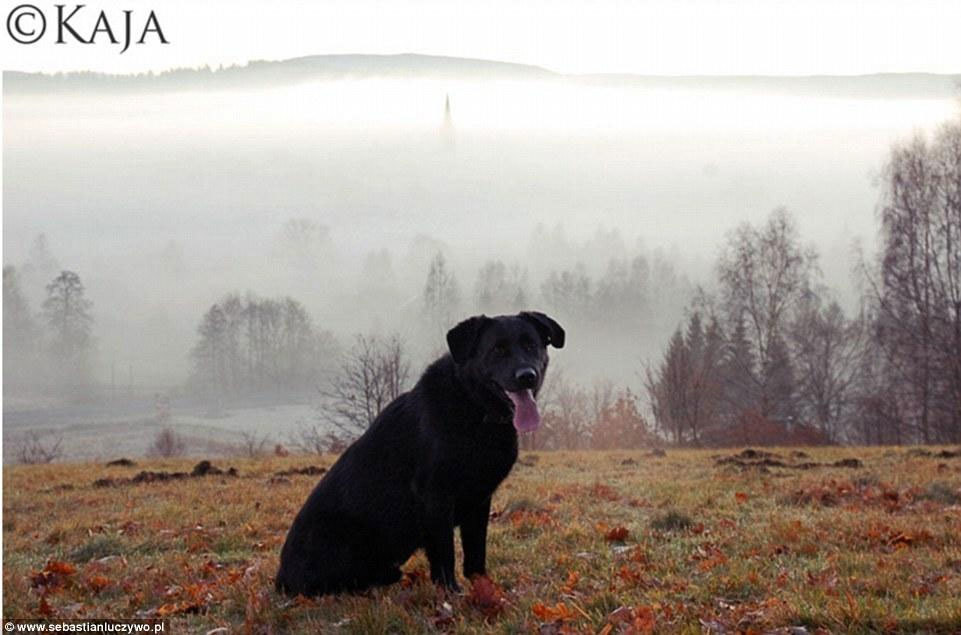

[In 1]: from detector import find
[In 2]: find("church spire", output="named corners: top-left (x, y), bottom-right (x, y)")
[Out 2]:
top-left (442, 93), bottom-right (454, 148)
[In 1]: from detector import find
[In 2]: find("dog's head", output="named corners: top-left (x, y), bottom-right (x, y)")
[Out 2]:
top-left (446, 311), bottom-right (565, 432)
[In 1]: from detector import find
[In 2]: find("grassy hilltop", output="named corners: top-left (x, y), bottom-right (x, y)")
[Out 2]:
top-left (3, 447), bottom-right (961, 633)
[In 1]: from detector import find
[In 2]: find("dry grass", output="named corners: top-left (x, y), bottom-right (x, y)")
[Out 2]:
top-left (4, 447), bottom-right (961, 633)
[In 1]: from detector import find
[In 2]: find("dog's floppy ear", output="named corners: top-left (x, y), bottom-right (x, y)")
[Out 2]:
top-left (519, 311), bottom-right (565, 349)
top-left (446, 315), bottom-right (493, 364)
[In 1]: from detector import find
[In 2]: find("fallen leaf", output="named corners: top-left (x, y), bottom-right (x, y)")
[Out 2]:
top-left (45, 560), bottom-right (77, 575)
top-left (466, 575), bottom-right (507, 618)
top-left (87, 575), bottom-right (111, 593)
top-left (532, 601), bottom-right (578, 622)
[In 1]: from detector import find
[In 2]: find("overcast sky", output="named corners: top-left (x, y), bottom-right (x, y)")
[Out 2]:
top-left (2, 0), bottom-right (961, 75)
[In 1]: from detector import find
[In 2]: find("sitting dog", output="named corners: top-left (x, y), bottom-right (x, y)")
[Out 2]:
top-left (275, 311), bottom-right (565, 595)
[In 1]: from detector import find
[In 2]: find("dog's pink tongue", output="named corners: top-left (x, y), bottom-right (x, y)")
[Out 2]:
top-left (507, 389), bottom-right (540, 432)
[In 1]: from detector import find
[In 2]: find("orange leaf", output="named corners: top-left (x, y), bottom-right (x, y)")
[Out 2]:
top-left (735, 492), bottom-right (749, 503)
top-left (605, 526), bottom-right (630, 542)
top-left (467, 575), bottom-right (507, 618)
top-left (45, 560), bottom-right (77, 575)
top-left (632, 605), bottom-right (656, 633)
top-left (532, 601), bottom-right (578, 622)
top-left (401, 568), bottom-right (428, 588)
top-left (87, 575), bottom-right (111, 592)
top-left (617, 565), bottom-right (645, 585)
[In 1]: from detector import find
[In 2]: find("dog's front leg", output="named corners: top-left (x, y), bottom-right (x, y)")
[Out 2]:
top-left (461, 496), bottom-right (491, 578)
top-left (424, 493), bottom-right (459, 590)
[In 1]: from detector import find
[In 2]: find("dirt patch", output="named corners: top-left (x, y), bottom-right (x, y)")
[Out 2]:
top-left (93, 461), bottom-right (238, 487)
top-left (105, 458), bottom-right (136, 467)
top-left (781, 479), bottom-right (914, 510)
top-left (191, 460), bottom-right (236, 476)
top-left (716, 449), bottom-right (862, 471)
top-left (833, 458), bottom-right (863, 468)
top-left (272, 465), bottom-right (327, 477)
top-left (715, 449), bottom-right (787, 471)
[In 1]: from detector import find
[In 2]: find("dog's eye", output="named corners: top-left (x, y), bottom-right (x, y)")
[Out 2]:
top-left (521, 340), bottom-right (536, 353)
top-left (492, 343), bottom-right (510, 357)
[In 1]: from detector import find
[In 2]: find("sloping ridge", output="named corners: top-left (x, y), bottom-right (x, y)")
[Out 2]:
top-left (4, 53), bottom-right (960, 99)
top-left (3, 53), bottom-right (555, 94)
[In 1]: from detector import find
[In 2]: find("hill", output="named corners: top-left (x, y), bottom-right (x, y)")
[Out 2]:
top-left (3, 53), bottom-right (554, 94)
top-left (5, 53), bottom-right (960, 99)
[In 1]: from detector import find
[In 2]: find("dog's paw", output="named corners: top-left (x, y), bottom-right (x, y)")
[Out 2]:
top-left (431, 574), bottom-right (461, 593)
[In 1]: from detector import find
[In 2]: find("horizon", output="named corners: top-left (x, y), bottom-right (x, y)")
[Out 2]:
top-left (6, 52), bottom-right (961, 80)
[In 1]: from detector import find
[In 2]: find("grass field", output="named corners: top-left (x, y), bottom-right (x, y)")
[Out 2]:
top-left (3, 446), bottom-right (961, 633)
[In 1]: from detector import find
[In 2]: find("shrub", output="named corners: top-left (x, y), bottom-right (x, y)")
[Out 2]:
top-left (147, 427), bottom-right (186, 458)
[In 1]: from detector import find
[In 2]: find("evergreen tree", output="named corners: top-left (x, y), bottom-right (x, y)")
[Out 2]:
top-left (721, 317), bottom-right (758, 424)
top-left (42, 271), bottom-right (94, 383)
top-left (648, 327), bottom-right (690, 443)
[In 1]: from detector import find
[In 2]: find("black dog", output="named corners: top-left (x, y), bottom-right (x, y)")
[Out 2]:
top-left (275, 311), bottom-right (565, 596)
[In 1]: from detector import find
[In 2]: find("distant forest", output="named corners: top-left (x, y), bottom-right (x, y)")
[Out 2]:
top-left (6, 54), bottom-right (960, 98)
top-left (4, 97), bottom-right (960, 450)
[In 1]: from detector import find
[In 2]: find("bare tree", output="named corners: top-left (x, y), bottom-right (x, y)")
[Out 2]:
top-left (868, 119), bottom-right (961, 442)
top-left (716, 208), bottom-right (817, 419)
top-left (237, 430), bottom-right (272, 458)
top-left (789, 297), bottom-right (867, 441)
top-left (288, 422), bottom-right (339, 455)
top-left (14, 431), bottom-right (64, 464)
top-left (147, 427), bottom-right (186, 458)
top-left (423, 253), bottom-right (461, 336)
top-left (537, 372), bottom-right (591, 450)
top-left (318, 333), bottom-right (411, 444)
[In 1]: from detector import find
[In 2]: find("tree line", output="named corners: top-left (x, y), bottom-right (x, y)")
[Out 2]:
top-left (646, 117), bottom-right (961, 446)
top-left (189, 293), bottom-right (337, 411)
top-left (6, 114), bottom-right (959, 451)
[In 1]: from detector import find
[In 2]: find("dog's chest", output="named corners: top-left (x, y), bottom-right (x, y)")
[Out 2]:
top-left (449, 426), bottom-right (518, 495)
